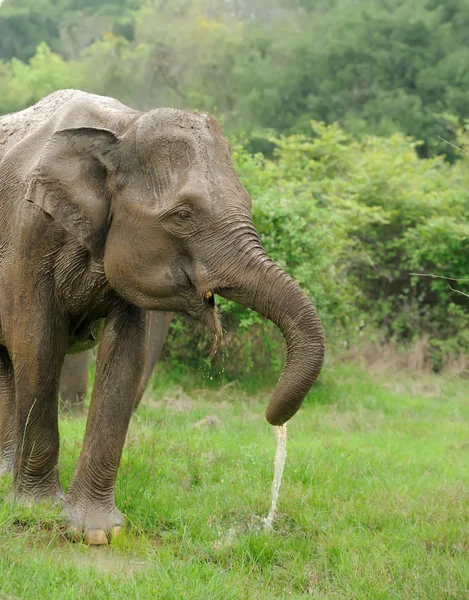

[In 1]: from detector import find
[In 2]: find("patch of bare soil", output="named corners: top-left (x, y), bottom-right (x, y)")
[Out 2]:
top-left (19, 530), bottom-right (147, 576)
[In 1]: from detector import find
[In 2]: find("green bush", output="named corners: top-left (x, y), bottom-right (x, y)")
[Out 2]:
top-left (165, 122), bottom-right (469, 377)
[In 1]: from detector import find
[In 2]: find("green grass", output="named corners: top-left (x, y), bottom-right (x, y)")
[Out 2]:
top-left (0, 364), bottom-right (468, 599)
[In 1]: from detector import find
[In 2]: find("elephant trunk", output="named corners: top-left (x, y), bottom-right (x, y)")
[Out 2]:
top-left (219, 254), bottom-right (325, 425)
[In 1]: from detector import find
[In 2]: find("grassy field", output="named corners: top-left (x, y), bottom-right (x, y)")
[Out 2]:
top-left (0, 363), bottom-right (468, 599)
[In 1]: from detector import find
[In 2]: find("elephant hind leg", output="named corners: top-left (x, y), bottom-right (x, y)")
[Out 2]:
top-left (60, 352), bottom-right (89, 414)
top-left (0, 347), bottom-right (15, 476)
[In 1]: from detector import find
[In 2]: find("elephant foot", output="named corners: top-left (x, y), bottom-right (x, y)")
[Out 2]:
top-left (63, 501), bottom-right (124, 545)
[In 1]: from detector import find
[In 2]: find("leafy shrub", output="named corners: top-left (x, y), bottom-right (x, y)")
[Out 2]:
top-left (165, 122), bottom-right (469, 377)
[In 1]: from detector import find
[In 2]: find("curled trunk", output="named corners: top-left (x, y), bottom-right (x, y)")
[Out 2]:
top-left (219, 255), bottom-right (325, 425)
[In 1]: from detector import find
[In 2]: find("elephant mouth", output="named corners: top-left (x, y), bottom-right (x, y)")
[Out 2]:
top-left (182, 287), bottom-right (221, 355)
top-left (203, 290), bottom-right (215, 308)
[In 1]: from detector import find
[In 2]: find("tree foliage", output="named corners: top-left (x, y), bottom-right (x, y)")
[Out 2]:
top-left (2, 0), bottom-right (469, 157)
top-left (0, 0), bottom-right (468, 373)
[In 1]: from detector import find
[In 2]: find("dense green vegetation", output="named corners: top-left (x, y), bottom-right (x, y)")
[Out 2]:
top-left (168, 123), bottom-right (469, 374)
top-left (2, 0), bottom-right (469, 157)
top-left (0, 366), bottom-right (468, 598)
top-left (1, 0), bottom-right (468, 372)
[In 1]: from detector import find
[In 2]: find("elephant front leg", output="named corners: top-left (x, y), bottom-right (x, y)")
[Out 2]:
top-left (64, 304), bottom-right (148, 545)
top-left (0, 348), bottom-right (15, 476)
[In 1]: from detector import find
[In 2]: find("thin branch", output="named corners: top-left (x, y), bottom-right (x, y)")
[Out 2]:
top-left (437, 136), bottom-right (469, 156)
top-left (409, 272), bottom-right (469, 282)
top-left (447, 282), bottom-right (469, 299)
top-left (440, 370), bottom-right (469, 399)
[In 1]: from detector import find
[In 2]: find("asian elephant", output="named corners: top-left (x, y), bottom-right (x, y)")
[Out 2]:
top-left (59, 312), bottom-right (172, 411)
top-left (0, 90), bottom-right (324, 544)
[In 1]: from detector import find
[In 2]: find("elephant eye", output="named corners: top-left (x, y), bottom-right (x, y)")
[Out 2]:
top-left (164, 207), bottom-right (195, 232)
top-left (163, 206), bottom-right (196, 234)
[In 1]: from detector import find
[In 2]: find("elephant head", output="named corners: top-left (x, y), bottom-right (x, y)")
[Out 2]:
top-left (26, 108), bottom-right (324, 425)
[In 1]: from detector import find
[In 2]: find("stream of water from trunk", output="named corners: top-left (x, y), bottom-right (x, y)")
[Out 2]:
top-left (263, 423), bottom-right (287, 530)
top-left (213, 423), bottom-right (288, 547)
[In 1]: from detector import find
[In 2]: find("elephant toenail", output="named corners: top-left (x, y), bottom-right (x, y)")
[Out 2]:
top-left (84, 529), bottom-right (108, 545)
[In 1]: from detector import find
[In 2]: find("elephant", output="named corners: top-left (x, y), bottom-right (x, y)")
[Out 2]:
top-left (0, 90), bottom-right (324, 544)
top-left (59, 312), bottom-right (172, 411)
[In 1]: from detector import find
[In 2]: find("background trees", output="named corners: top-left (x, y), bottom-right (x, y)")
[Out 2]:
top-left (3, 0), bottom-right (469, 155)
top-left (1, 0), bottom-right (468, 372)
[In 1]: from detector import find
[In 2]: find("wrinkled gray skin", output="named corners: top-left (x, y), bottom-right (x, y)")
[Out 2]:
top-left (59, 312), bottom-right (172, 411)
top-left (0, 90), bottom-right (324, 542)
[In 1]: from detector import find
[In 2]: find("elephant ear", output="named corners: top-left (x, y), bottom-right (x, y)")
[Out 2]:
top-left (26, 126), bottom-right (120, 260)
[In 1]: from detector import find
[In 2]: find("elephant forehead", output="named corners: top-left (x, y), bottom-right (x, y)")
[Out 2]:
top-left (134, 109), bottom-right (229, 158)
top-left (136, 109), bottom-right (211, 144)
top-left (149, 107), bottom-right (211, 128)
top-left (130, 109), bottom-right (241, 204)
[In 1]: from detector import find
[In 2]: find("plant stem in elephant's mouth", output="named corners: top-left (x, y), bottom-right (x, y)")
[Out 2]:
top-left (210, 327), bottom-right (222, 358)
top-left (202, 290), bottom-right (220, 357)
